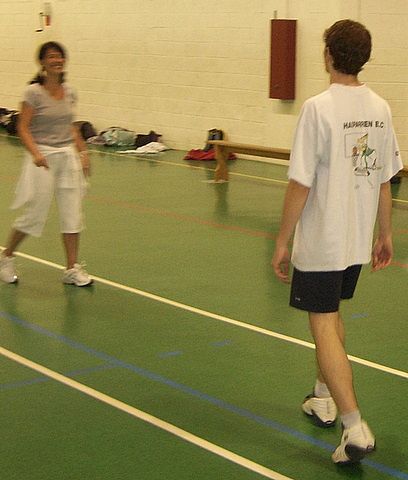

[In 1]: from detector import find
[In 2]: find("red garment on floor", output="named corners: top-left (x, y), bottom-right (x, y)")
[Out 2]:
top-left (184, 148), bottom-right (236, 161)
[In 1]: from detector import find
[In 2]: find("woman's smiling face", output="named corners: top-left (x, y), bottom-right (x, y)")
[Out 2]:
top-left (41, 48), bottom-right (65, 76)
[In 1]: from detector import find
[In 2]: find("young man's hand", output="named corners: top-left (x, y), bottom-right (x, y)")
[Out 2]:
top-left (271, 180), bottom-right (310, 284)
top-left (372, 182), bottom-right (393, 272)
top-left (272, 244), bottom-right (291, 283)
top-left (371, 236), bottom-right (393, 271)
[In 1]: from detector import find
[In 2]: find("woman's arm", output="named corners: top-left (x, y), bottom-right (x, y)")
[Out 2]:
top-left (17, 101), bottom-right (49, 169)
top-left (72, 125), bottom-right (91, 176)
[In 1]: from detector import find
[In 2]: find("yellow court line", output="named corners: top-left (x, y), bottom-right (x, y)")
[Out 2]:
top-left (0, 346), bottom-right (293, 480)
top-left (2, 248), bottom-right (407, 380)
top-left (89, 148), bottom-right (210, 172)
top-left (89, 149), bottom-right (289, 184)
top-left (229, 171), bottom-right (289, 185)
top-left (90, 148), bottom-right (408, 195)
top-left (0, 137), bottom-right (405, 195)
top-left (393, 198), bottom-right (408, 205)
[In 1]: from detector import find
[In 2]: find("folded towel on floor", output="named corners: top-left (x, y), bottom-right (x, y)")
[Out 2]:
top-left (118, 142), bottom-right (169, 154)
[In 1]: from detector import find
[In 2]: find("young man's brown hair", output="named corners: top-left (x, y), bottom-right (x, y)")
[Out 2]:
top-left (324, 19), bottom-right (371, 75)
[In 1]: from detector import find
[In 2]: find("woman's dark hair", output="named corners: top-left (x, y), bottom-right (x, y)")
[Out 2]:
top-left (30, 41), bottom-right (67, 85)
top-left (324, 20), bottom-right (371, 75)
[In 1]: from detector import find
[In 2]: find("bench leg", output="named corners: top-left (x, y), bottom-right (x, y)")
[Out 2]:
top-left (214, 146), bottom-right (229, 182)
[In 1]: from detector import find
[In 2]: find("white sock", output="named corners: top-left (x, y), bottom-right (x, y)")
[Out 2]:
top-left (341, 410), bottom-right (362, 429)
top-left (314, 379), bottom-right (331, 398)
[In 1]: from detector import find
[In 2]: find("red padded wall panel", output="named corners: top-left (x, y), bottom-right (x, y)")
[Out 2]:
top-left (270, 19), bottom-right (297, 100)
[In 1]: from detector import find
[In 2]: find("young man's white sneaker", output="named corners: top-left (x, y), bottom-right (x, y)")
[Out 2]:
top-left (62, 263), bottom-right (93, 287)
top-left (0, 256), bottom-right (18, 284)
top-left (332, 420), bottom-right (376, 464)
top-left (302, 393), bottom-right (337, 427)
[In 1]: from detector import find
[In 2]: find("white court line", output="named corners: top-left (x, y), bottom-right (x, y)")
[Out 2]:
top-left (0, 346), bottom-right (294, 480)
top-left (2, 248), bottom-right (407, 380)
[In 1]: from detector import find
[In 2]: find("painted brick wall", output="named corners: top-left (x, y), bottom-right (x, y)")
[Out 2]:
top-left (0, 0), bottom-right (406, 159)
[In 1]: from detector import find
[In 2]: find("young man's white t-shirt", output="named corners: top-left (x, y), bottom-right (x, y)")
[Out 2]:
top-left (288, 83), bottom-right (403, 272)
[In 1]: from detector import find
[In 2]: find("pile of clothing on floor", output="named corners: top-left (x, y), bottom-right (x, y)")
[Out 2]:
top-left (184, 128), bottom-right (235, 161)
top-left (74, 122), bottom-right (164, 150)
top-left (0, 108), bottom-right (19, 135)
top-left (0, 109), bottom-right (166, 152)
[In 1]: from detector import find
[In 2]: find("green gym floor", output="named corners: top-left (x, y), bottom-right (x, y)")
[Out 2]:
top-left (0, 133), bottom-right (407, 480)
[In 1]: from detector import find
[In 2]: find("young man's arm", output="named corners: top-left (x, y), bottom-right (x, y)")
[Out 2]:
top-left (372, 180), bottom-right (393, 271)
top-left (272, 179), bottom-right (310, 283)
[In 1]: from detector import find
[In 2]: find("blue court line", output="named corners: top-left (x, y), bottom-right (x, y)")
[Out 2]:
top-left (211, 339), bottom-right (232, 347)
top-left (158, 351), bottom-right (184, 358)
top-left (1, 311), bottom-right (407, 480)
top-left (158, 340), bottom-right (232, 358)
top-left (0, 364), bottom-right (118, 392)
top-left (351, 312), bottom-right (369, 319)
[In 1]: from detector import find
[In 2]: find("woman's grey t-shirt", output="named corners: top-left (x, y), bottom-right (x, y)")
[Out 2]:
top-left (23, 83), bottom-right (76, 147)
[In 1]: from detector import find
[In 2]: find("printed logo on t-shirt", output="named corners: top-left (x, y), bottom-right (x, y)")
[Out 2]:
top-left (345, 132), bottom-right (382, 177)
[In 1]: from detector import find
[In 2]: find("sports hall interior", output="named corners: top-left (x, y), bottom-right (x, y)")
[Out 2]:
top-left (0, 1), bottom-right (407, 479)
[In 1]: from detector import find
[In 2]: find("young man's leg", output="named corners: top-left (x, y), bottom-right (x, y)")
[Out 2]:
top-left (315, 311), bottom-right (345, 384)
top-left (290, 266), bottom-right (375, 463)
top-left (309, 311), bottom-right (357, 414)
top-left (308, 310), bottom-right (375, 463)
top-left (304, 312), bottom-right (346, 426)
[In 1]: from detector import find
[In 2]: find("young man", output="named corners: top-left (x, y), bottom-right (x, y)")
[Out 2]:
top-left (272, 20), bottom-right (402, 464)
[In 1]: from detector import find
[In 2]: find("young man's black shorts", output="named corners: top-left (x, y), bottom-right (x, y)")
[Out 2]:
top-left (290, 265), bottom-right (362, 313)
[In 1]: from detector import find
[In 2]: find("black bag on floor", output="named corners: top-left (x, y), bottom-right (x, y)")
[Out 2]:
top-left (0, 109), bottom-right (19, 135)
top-left (74, 121), bottom-right (97, 140)
top-left (203, 128), bottom-right (223, 151)
top-left (134, 130), bottom-right (162, 148)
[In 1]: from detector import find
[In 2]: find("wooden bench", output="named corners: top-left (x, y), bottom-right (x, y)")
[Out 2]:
top-left (207, 140), bottom-right (291, 182)
top-left (207, 139), bottom-right (408, 183)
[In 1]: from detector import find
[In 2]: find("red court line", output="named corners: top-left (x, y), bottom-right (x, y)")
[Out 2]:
top-left (88, 194), bottom-right (277, 240)
top-left (393, 229), bottom-right (408, 236)
top-left (391, 261), bottom-right (408, 269)
top-left (88, 195), bottom-right (408, 270)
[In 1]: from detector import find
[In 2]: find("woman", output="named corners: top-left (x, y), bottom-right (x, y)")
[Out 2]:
top-left (0, 41), bottom-right (92, 286)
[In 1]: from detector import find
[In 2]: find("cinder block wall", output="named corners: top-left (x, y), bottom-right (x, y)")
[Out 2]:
top-left (0, 0), bottom-right (406, 158)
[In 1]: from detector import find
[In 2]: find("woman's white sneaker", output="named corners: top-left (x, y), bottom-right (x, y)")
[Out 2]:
top-left (62, 263), bottom-right (93, 287)
top-left (0, 256), bottom-right (18, 284)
